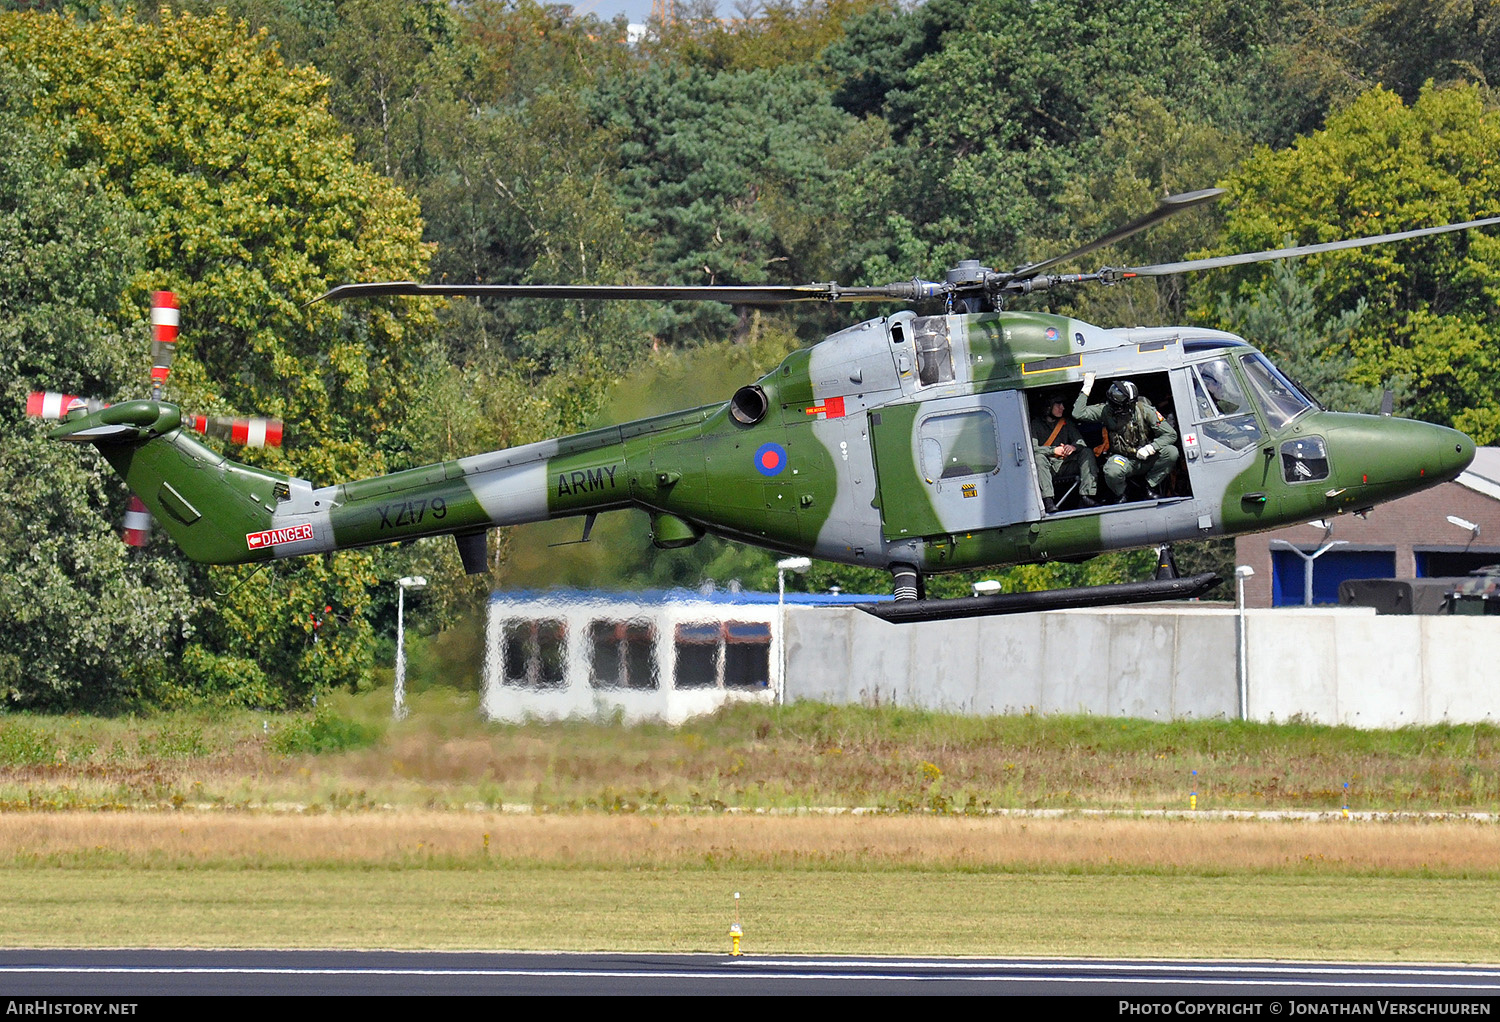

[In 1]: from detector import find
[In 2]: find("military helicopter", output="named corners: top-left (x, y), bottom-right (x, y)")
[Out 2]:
top-left (44, 190), bottom-right (1489, 621)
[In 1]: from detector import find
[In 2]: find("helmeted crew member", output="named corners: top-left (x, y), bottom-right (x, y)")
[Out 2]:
top-left (1030, 392), bottom-right (1100, 514)
top-left (1072, 372), bottom-right (1180, 503)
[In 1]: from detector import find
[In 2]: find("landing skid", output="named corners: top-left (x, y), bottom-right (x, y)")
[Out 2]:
top-left (856, 572), bottom-right (1222, 624)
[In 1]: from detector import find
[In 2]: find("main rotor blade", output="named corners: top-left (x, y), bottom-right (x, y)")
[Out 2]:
top-left (313, 280), bottom-right (947, 305)
top-left (1009, 188), bottom-right (1225, 282)
top-left (1119, 215), bottom-right (1500, 278)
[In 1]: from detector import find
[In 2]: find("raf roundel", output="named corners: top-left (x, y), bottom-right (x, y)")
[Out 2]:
top-left (754, 442), bottom-right (788, 477)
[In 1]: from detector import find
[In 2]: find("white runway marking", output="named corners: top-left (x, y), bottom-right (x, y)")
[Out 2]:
top-left (3, 962), bottom-right (1499, 990)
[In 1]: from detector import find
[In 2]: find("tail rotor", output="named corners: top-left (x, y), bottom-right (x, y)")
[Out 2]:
top-left (24, 289), bottom-right (285, 546)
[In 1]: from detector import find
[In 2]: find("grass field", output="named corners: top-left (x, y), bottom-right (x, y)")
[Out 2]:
top-left (0, 690), bottom-right (1496, 958)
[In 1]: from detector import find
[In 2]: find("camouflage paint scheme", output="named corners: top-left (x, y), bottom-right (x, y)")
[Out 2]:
top-left (51, 310), bottom-right (1476, 584)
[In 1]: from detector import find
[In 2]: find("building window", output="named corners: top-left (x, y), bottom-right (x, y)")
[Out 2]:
top-left (674, 622), bottom-right (720, 688)
top-left (502, 618), bottom-right (567, 688)
top-left (673, 621), bottom-right (773, 689)
top-left (1416, 550), bottom-right (1500, 578)
top-left (590, 620), bottom-right (658, 689)
top-left (724, 621), bottom-right (772, 689)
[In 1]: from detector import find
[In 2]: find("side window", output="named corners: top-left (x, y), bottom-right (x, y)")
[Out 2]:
top-left (723, 622), bottom-right (772, 689)
top-left (674, 623), bottom-right (720, 688)
top-left (671, 621), bottom-right (773, 689)
top-left (1191, 359), bottom-right (1262, 452)
top-left (1281, 437), bottom-right (1330, 483)
top-left (919, 410), bottom-right (999, 479)
top-left (1193, 358), bottom-right (1248, 419)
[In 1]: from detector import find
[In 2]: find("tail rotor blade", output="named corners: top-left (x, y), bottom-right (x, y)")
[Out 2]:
top-left (190, 414), bottom-right (285, 448)
top-left (150, 291), bottom-right (179, 399)
top-left (122, 495), bottom-right (152, 547)
top-left (26, 392), bottom-right (108, 421)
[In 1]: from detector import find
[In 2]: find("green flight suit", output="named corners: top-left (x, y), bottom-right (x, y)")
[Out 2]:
top-left (1030, 412), bottom-right (1100, 501)
top-left (1072, 391), bottom-right (1180, 497)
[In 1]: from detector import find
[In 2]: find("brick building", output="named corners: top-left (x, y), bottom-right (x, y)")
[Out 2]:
top-left (1234, 447), bottom-right (1500, 607)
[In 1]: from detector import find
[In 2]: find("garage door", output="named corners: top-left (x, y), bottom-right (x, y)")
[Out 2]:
top-left (1271, 548), bottom-right (1396, 606)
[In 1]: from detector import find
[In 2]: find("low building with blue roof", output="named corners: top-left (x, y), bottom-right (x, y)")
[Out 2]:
top-left (484, 585), bottom-right (885, 724)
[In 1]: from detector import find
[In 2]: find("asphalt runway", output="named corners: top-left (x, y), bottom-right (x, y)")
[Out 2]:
top-left (0, 949), bottom-right (1498, 997)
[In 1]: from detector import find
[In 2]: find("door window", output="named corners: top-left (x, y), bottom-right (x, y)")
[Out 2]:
top-left (919, 410), bottom-right (998, 480)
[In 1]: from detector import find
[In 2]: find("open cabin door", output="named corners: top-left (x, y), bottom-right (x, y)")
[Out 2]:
top-left (869, 389), bottom-right (1041, 540)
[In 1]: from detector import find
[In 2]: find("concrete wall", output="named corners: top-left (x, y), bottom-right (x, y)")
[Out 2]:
top-left (785, 605), bottom-right (1500, 727)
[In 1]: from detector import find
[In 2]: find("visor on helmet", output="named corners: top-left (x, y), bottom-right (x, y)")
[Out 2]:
top-left (1106, 381), bottom-right (1138, 406)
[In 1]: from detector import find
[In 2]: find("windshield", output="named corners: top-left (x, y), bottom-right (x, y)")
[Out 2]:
top-left (1240, 353), bottom-right (1315, 429)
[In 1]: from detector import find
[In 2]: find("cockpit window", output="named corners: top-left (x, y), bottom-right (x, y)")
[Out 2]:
top-left (1240, 353), bottom-right (1314, 429)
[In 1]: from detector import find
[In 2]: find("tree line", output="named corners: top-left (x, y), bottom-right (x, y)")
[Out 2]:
top-left (2, 0), bottom-right (1499, 708)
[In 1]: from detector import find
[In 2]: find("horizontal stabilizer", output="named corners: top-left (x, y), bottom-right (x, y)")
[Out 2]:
top-left (856, 572), bottom-right (1222, 623)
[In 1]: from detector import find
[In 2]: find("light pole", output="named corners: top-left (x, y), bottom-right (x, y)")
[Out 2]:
top-left (1235, 565), bottom-right (1254, 721)
top-left (1270, 539), bottom-right (1347, 606)
top-left (394, 575), bottom-right (427, 720)
top-left (775, 557), bottom-right (811, 706)
top-left (1447, 515), bottom-right (1480, 545)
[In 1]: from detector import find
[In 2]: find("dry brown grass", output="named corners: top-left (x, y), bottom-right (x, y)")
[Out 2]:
top-left (0, 811), bottom-right (1496, 875)
top-left (4, 695), bottom-right (1500, 813)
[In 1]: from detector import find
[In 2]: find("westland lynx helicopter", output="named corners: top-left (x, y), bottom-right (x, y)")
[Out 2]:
top-left (42, 190), bottom-right (1490, 622)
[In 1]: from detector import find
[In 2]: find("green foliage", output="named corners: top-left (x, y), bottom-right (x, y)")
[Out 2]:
top-left (271, 705), bottom-right (381, 755)
top-left (837, 0), bottom-right (1281, 283)
top-left (176, 646), bottom-right (275, 709)
top-left (646, 0), bottom-right (882, 72)
top-left (1198, 84), bottom-right (1500, 440)
top-left (0, 7), bottom-right (435, 705)
top-left (0, 722), bottom-right (58, 766)
top-left (3, 6), bottom-right (435, 479)
top-left (591, 61), bottom-right (862, 342)
top-left (136, 724), bottom-right (206, 758)
top-left (0, 72), bottom-right (195, 709)
top-left (1053, 95), bottom-right (1247, 325)
top-left (1215, 259), bottom-right (1384, 413)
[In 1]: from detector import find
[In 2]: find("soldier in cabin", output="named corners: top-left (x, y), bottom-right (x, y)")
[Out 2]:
top-left (1073, 373), bottom-right (1179, 503)
top-left (1030, 392), bottom-right (1100, 514)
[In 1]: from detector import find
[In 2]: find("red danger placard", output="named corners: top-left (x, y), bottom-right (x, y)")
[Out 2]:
top-left (246, 523), bottom-right (314, 550)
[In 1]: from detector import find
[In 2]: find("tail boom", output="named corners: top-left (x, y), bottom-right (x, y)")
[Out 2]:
top-left (50, 402), bottom-right (635, 567)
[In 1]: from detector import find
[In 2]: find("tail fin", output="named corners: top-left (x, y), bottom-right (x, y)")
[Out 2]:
top-left (51, 400), bottom-right (289, 565)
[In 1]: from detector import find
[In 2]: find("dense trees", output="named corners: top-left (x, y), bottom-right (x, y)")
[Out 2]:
top-left (1, 8), bottom-right (434, 705)
top-left (3, 0), bottom-right (1500, 704)
top-left (0, 95), bottom-right (194, 709)
top-left (1199, 85), bottom-right (1500, 441)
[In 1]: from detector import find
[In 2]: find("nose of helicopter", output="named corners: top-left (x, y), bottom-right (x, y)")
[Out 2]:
top-left (1400, 418), bottom-right (1477, 483)
top-left (1441, 427), bottom-right (1478, 480)
top-left (1323, 414), bottom-right (1475, 498)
